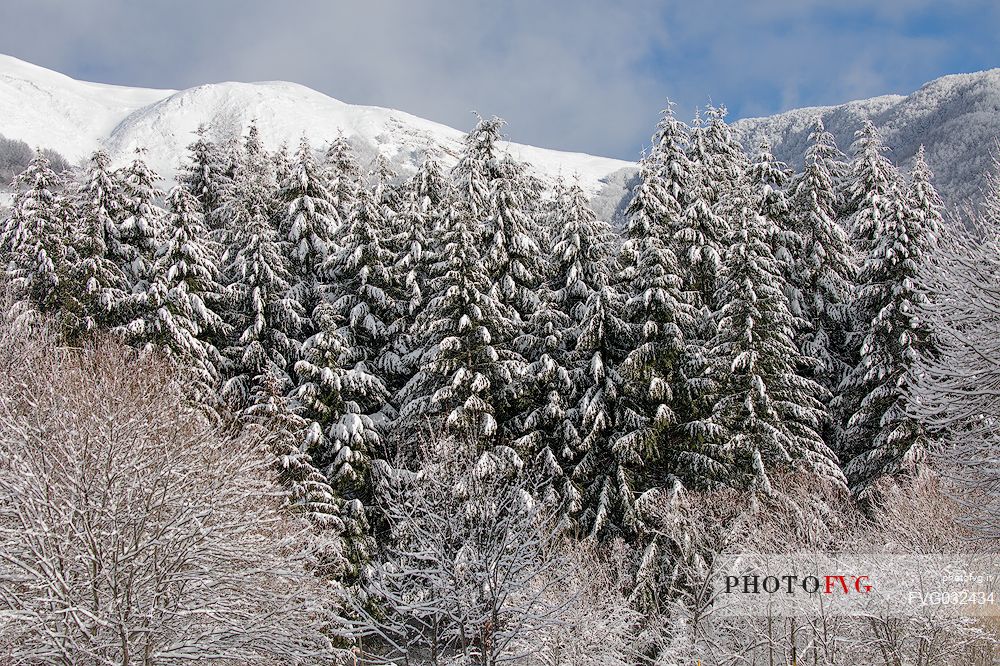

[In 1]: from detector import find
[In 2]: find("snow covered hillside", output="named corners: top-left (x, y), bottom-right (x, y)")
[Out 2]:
top-left (4, 52), bottom-right (1000, 213)
top-left (0, 54), bottom-right (633, 215)
top-left (732, 69), bottom-right (1000, 209)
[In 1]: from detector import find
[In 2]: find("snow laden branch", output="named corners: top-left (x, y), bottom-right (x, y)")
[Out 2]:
top-left (343, 441), bottom-right (639, 666)
top-left (0, 319), bottom-right (347, 664)
top-left (911, 178), bottom-right (1000, 541)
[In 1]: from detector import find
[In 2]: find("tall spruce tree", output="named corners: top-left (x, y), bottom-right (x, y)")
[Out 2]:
top-left (118, 149), bottom-right (163, 293)
top-left (370, 152), bottom-right (402, 218)
top-left (906, 146), bottom-right (944, 255)
top-left (846, 121), bottom-right (901, 254)
top-left (790, 122), bottom-right (858, 406)
top-left (511, 284), bottom-right (578, 523)
top-left (277, 136), bottom-right (339, 319)
top-left (134, 185), bottom-right (228, 398)
top-left (272, 141), bottom-right (292, 187)
top-left (291, 301), bottom-right (385, 579)
top-left (571, 281), bottom-right (636, 539)
top-left (325, 183), bottom-right (401, 425)
top-left (387, 154), bottom-right (449, 392)
top-left (838, 145), bottom-right (940, 498)
top-left (398, 199), bottom-right (521, 454)
top-left (219, 151), bottom-right (302, 410)
top-left (396, 153), bottom-right (447, 322)
top-left (550, 183), bottom-right (618, 351)
top-left (443, 116), bottom-right (534, 442)
top-left (64, 150), bottom-right (130, 333)
top-left (677, 128), bottom-right (729, 326)
top-left (324, 132), bottom-right (360, 234)
top-left (749, 141), bottom-right (798, 300)
top-left (527, 182), bottom-right (620, 527)
top-left (617, 112), bottom-right (693, 490)
top-left (672, 110), bottom-right (733, 458)
top-left (178, 124), bottom-right (230, 233)
top-left (452, 115), bottom-right (504, 218)
top-left (703, 106), bottom-right (750, 220)
top-left (0, 152), bottom-right (69, 316)
top-left (708, 185), bottom-right (845, 493)
top-left (485, 156), bottom-right (543, 327)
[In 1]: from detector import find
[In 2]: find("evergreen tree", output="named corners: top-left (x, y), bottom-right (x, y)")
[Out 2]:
top-left (449, 117), bottom-right (537, 436)
top-left (708, 189), bottom-right (845, 493)
top-left (511, 284), bottom-right (578, 523)
top-left (650, 102), bottom-right (693, 217)
top-left (846, 121), bottom-right (901, 254)
top-left (291, 302), bottom-right (385, 578)
top-left (672, 111), bottom-right (732, 452)
top-left (517, 183), bottom-right (619, 527)
top-left (550, 183), bottom-right (618, 347)
top-left (178, 124), bottom-right (230, 233)
top-left (676, 152), bottom-right (729, 325)
top-left (133, 185), bottom-right (228, 398)
top-left (396, 152), bottom-right (448, 320)
top-left (277, 136), bottom-right (339, 317)
top-left (0, 151), bottom-right (69, 316)
top-left (385, 153), bottom-right (448, 392)
top-left (486, 156), bottom-right (543, 328)
top-left (398, 199), bottom-right (521, 453)
top-left (571, 282), bottom-right (635, 539)
top-left (64, 150), bottom-right (130, 333)
top-left (407, 149), bottom-right (450, 212)
top-left (272, 141), bottom-right (292, 187)
top-left (617, 123), bottom-right (692, 489)
top-left (249, 372), bottom-right (342, 531)
top-left (703, 106), bottom-right (750, 218)
top-left (798, 117), bottom-right (849, 214)
top-left (370, 152), bottom-right (402, 217)
top-left (789, 123), bottom-right (858, 404)
top-left (749, 140), bottom-right (797, 295)
top-left (324, 132), bottom-right (360, 234)
top-left (452, 115), bottom-right (504, 218)
top-left (325, 184), bottom-right (401, 424)
top-left (243, 121), bottom-right (274, 184)
top-left (906, 146), bottom-right (944, 255)
top-left (118, 149), bottom-right (164, 292)
top-left (838, 146), bottom-right (940, 498)
top-left (220, 153), bottom-right (302, 410)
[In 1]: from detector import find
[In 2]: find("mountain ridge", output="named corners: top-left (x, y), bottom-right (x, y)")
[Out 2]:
top-left (731, 68), bottom-right (1000, 208)
top-left (2, 54), bottom-right (1000, 214)
top-left (0, 54), bottom-right (633, 214)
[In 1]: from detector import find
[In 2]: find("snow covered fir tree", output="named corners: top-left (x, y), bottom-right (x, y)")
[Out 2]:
top-left (1, 103), bottom-right (997, 665)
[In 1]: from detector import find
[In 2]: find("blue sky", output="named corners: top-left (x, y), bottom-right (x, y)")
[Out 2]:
top-left (1, 0), bottom-right (997, 160)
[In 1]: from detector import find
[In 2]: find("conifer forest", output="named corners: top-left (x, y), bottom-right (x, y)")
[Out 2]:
top-left (1, 105), bottom-right (998, 664)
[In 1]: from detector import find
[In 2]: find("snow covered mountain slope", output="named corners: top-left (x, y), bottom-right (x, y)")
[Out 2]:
top-left (4, 53), bottom-right (1000, 215)
top-left (732, 69), bottom-right (1000, 209)
top-left (0, 54), bottom-right (170, 163)
top-left (0, 54), bottom-right (633, 212)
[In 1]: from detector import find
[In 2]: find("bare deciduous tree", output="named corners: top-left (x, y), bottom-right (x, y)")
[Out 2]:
top-left (0, 320), bottom-right (347, 664)
top-left (646, 474), bottom-right (997, 665)
top-left (346, 442), bottom-right (639, 666)
top-left (911, 202), bottom-right (1000, 542)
